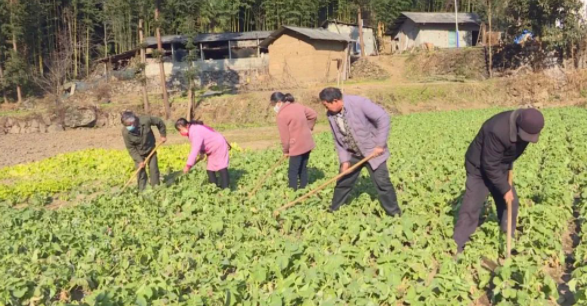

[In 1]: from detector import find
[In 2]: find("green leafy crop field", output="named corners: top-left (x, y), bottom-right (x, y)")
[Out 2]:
top-left (1, 108), bottom-right (586, 305)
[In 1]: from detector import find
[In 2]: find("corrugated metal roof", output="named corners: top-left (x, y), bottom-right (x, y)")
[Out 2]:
top-left (386, 12), bottom-right (481, 36)
top-left (320, 19), bottom-right (374, 29)
top-left (144, 35), bottom-right (186, 46)
top-left (260, 26), bottom-right (350, 47)
top-left (401, 12), bottom-right (481, 24)
top-left (143, 31), bottom-right (272, 46)
top-left (196, 31), bottom-right (272, 42)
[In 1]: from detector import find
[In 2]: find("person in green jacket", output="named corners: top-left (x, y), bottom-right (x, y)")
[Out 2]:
top-left (121, 111), bottom-right (167, 191)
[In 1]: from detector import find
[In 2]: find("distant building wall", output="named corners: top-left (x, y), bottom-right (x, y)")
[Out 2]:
top-left (144, 55), bottom-right (269, 87)
top-left (145, 55), bottom-right (269, 77)
top-left (267, 32), bottom-right (347, 83)
top-left (396, 19), bottom-right (421, 51)
top-left (325, 23), bottom-right (377, 56)
top-left (419, 24), bottom-right (480, 48)
top-left (395, 21), bottom-right (479, 51)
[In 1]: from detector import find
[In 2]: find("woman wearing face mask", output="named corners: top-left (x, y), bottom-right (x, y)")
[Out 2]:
top-left (270, 92), bottom-right (318, 190)
top-left (175, 118), bottom-right (231, 189)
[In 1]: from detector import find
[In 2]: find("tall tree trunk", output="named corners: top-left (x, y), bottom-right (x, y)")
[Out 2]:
top-left (139, 19), bottom-right (150, 113)
top-left (10, 0), bottom-right (23, 103)
top-left (38, 40), bottom-right (44, 74)
top-left (73, 5), bottom-right (78, 78)
top-left (488, 0), bottom-right (493, 77)
top-left (103, 21), bottom-right (108, 58)
top-left (68, 18), bottom-right (73, 77)
top-left (155, 1), bottom-right (171, 119)
top-left (187, 86), bottom-right (194, 120)
top-left (86, 27), bottom-right (90, 76)
top-left (0, 64), bottom-right (8, 104)
top-left (357, 7), bottom-right (366, 57)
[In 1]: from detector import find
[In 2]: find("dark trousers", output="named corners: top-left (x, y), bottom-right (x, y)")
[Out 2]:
top-left (288, 151), bottom-right (311, 190)
top-left (207, 168), bottom-right (230, 189)
top-left (331, 156), bottom-right (401, 216)
top-left (136, 152), bottom-right (160, 191)
top-left (454, 164), bottom-right (519, 252)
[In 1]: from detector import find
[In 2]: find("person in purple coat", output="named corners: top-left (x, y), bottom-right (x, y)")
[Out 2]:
top-left (319, 87), bottom-right (402, 217)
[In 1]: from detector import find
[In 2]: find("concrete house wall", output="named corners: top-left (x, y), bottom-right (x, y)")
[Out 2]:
top-left (145, 55), bottom-right (269, 77)
top-left (396, 19), bottom-right (421, 51)
top-left (268, 32), bottom-right (347, 83)
top-left (324, 23), bottom-right (377, 55)
top-left (395, 21), bottom-right (479, 51)
top-left (419, 23), bottom-right (480, 48)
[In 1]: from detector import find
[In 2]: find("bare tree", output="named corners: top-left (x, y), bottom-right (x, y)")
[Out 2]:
top-left (34, 32), bottom-right (74, 106)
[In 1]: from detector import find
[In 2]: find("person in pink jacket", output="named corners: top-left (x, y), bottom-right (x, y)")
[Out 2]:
top-left (270, 92), bottom-right (318, 190)
top-left (175, 118), bottom-right (231, 189)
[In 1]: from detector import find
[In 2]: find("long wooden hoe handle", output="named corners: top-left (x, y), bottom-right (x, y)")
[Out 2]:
top-left (121, 141), bottom-right (166, 191)
top-left (506, 170), bottom-right (514, 258)
top-left (248, 155), bottom-right (288, 199)
top-left (273, 153), bottom-right (377, 217)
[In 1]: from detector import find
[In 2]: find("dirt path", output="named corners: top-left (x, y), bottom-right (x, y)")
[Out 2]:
top-left (366, 55), bottom-right (409, 84)
top-left (0, 124), bottom-right (331, 168)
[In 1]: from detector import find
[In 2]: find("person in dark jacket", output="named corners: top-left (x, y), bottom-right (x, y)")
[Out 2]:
top-left (320, 87), bottom-right (402, 217)
top-left (121, 111), bottom-right (167, 191)
top-left (454, 108), bottom-right (544, 253)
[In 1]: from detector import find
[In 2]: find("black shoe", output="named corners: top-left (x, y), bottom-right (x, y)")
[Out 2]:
top-left (328, 205), bottom-right (341, 213)
top-left (453, 253), bottom-right (462, 263)
top-left (387, 210), bottom-right (402, 217)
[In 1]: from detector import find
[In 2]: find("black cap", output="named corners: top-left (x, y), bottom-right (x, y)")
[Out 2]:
top-left (516, 108), bottom-right (544, 143)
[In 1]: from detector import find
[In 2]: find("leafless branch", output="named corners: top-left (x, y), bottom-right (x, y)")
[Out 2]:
top-left (34, 31), bottom-right (75, 106)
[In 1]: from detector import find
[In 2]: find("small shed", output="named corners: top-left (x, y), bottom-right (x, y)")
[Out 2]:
top-left (321, 20), bottom-right (377, 56)
top-left (142, 31), bottom-right (272, 61)
top-left (389, 12), bottom-right (481, 52)
top-left (260, 26), bottom-right (351, 83)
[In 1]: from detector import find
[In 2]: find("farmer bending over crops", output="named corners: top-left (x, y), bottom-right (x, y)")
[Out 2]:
top-left (454, 108), bottom-right (544, 253)
top-left (270, 92), bottom-right (318, 190)
top-left (121, 111), bottom-right (167, 191)
top-left (175, 118), bottom-right (231, 189)
top-left (319, 87), bottom-right (402, 217)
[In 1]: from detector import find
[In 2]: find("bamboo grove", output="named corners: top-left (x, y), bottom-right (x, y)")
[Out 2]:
top-left (0, 0), bottom-right (583, 104)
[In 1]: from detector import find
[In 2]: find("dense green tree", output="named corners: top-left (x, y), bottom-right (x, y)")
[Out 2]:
top-left (0, 0), bottom-right (584, 102)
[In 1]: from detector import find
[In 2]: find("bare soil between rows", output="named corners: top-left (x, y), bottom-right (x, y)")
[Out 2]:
top-left (0, 125), bottom-right (331, 168)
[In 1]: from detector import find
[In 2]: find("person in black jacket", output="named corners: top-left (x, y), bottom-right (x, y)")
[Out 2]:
top-left (454, 108), bottom-right (544, 253)
top-left (121, 111), bottom-right (167, 191)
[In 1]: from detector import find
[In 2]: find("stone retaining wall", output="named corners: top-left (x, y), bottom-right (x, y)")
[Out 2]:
top-left (0, 108), bottom-right (126, 135)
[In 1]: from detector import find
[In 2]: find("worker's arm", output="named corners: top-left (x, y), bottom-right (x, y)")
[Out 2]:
top-left (481, 132), bottom-right (510, 195)
top-left (276, 116), bottom-right (291, 155)
top-left (304, 106), bottom-right (318, 131)
top-left (150, 116), bottom-right (167, 139)
top-left (123, 133), bottom-right (144, 164)
top-left (360, 98), bottom-right (390, 148)
top-left (186, 129), bottom-right (204, 168)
